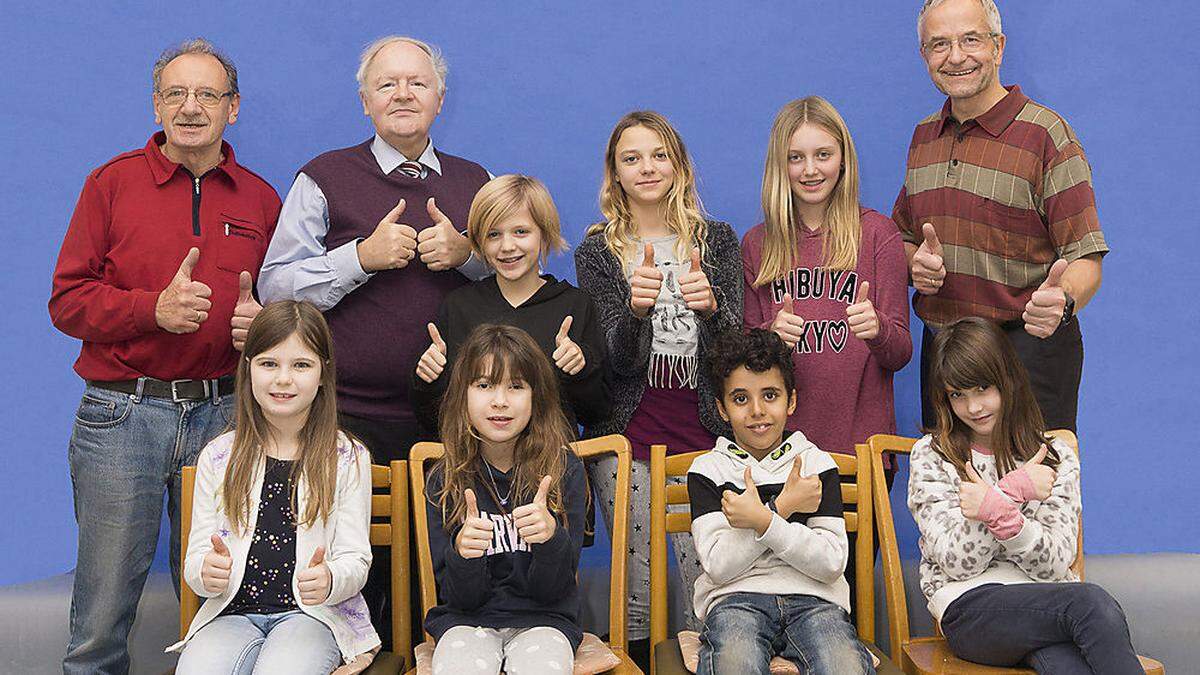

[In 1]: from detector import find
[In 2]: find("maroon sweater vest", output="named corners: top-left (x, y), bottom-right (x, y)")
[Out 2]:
top-left (301, 140), bottom-right (489, 422)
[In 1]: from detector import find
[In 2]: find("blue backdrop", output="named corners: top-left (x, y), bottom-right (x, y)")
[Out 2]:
top-left (3, 1), bottom-right (1197, 586)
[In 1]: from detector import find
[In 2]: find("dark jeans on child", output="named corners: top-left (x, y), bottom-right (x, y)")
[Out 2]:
top-left (940, 582), bottom-right (1142, 674)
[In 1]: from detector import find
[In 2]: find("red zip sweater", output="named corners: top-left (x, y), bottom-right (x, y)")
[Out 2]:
top-left (49, 133), bottom-right (281, 382)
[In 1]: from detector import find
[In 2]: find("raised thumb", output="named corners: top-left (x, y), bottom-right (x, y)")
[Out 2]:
top-left (782, 292), bottom-right (794, 315)
top-left (689, 247), bottom-right (702, 273)
top-left (855, 280), bottom-right (870, 305)
top-left (922, 222), bottom-right (942, 255)
top-left (308, 546), bottom-right (326, 568)
top-left (556, 315), bottom-right (573, 344)
top-left (1028, 444), bottom-right (1049, 466)
top-left (464, 488), bottom-right (480, 519)
top-left (210, 533), bottom-right (229, 555)
top-left (964, 461), bottom-right (985, 484)
top-left (792, 454), bottom-right (805, 478)
top-left (426, 196), bottom-right (448, 224)
top-left (534, 475), bottom-right (552, 506)
top-left (427, 322), bottom-right (445, 350)
top-left (1041, 259), bottom-right (1068, 290)
top-left (237, 271), bottom-right (254, 304)
top-left (176, 247), bottom-right (200, 280)
top-left (743, 466), bottom-right (758, 494)
top-left (642, 242), bottom-right (655, 267)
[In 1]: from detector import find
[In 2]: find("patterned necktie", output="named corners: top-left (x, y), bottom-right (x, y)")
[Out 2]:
top-left (396, 160), bottom-right (426, 179)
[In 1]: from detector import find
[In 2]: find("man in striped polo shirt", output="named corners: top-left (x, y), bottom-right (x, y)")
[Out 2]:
top-left (893, 0), bottom-right (1108, 432)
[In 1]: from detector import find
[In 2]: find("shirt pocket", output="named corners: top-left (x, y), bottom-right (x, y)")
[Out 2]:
top-left (216, 213), bottom-right (265, 275)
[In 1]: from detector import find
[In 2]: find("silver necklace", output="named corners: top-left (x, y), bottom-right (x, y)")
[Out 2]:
top-left (484, 461), bottom-right (515, 508)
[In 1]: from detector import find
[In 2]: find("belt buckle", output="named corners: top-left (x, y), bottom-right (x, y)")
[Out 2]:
top-left (170, 380), bottom-right (187, 402)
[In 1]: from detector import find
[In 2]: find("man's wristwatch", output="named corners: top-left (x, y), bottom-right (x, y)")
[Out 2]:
top-left (1060, 291), bottom-right (1076, 328)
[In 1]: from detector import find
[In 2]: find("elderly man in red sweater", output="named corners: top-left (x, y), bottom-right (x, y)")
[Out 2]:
top-left (49, 39), bottom-right (280, 675)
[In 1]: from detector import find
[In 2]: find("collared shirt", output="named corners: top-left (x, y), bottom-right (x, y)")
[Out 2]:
top-left (259, 136), bottom-right (489, 309)
top-left (892, 85), bottom-right (1109, 325)
top-left (49, 133), bottom-right (280, 381)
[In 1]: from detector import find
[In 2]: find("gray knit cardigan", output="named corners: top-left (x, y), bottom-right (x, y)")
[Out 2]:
top-left (573, 219), bottom-right (743, 441)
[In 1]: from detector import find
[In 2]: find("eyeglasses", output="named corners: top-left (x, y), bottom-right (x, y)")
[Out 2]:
top-left (922, 32), bottom-right (999, 56)
top-left (156, 87), bottom-right (233, 108)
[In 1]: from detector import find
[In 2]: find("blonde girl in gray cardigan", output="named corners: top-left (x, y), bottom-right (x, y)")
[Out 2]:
top-left (908, 318), bottom-right (1140, 674)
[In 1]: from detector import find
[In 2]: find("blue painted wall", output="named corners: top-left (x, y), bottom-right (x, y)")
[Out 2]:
top-left (3, 0), bottom-right (1197, 586)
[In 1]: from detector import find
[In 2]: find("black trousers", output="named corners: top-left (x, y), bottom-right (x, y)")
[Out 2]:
top-left (920, 320), bottom-right (1083, 433)
top-left (339, 412), bottom-right (428, 653)
top-left (844, 464), bottom-right (895, 622)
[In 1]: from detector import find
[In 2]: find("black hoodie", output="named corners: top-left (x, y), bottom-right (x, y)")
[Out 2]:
top-left (423, 452), bottom-right (587, 649)
top-left (412, 274), bottom-right (610, 433)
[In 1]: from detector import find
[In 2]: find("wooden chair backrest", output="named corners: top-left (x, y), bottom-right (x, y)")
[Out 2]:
top-left (648, 443), bottom-right (876, 652)
top-left (409, 434), bottom-right (633, 651)
top-left (868, 430), bottom-right (1082, 657)
top-left (179, 461), bottom-right (411, 661)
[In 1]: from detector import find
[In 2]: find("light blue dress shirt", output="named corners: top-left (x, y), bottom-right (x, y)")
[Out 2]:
top-left (259, 136), bottom-right (491, 309)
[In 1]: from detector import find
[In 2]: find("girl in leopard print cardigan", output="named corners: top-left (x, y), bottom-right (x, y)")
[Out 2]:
top-left (907, 318), bottom-right (1140, 673)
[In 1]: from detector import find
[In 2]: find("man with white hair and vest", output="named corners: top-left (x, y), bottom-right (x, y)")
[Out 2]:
top-left (893, 0), bottom-right (1108, 432)
top-left (259, 35), bottom-right (492, 646)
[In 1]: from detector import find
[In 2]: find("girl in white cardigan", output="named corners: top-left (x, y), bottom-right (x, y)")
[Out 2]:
top-left (170, 301), bottom-right (379, 673)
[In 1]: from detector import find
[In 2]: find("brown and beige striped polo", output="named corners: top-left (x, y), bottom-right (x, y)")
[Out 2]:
top-left (892, 85), bottom-right (1109, 326)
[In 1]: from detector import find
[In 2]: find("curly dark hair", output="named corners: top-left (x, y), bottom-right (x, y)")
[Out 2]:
top-left (706, 328), bottom-right (795, 397)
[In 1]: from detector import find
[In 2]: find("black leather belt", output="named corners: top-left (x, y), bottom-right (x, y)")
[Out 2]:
top-left (88, 375), bottom-right (235, 402)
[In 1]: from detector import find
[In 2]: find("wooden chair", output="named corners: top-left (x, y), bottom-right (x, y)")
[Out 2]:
top-left (180, 462), bottom-right (411, 674)
top-left (867, 431), bottom-right (1164, 675)
top-left (647, 443), bottom-right (901, 674)
top-left (406, 434), bottom-right (642, 674)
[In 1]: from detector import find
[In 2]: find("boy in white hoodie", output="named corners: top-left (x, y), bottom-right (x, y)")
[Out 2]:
top-left (688, 328), bottom-right (874, 674)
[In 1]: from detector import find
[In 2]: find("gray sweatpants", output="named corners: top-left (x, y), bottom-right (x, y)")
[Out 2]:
top-left (431, 625), bottom-right (574, 674)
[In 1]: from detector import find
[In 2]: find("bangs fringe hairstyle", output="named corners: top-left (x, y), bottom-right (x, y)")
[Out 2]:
top-left (590, 110), bottom-right (708, 264)
top-left (466, 174), bottom-right (567, 267)
top-left (224, 301), bottom-right (341, 534)
top-left (755, 96), bottom-right (862, 287)
top-left (926, 317), bottom-right (1060, 477)
top-left (434, 324), bottom-right (576, 528)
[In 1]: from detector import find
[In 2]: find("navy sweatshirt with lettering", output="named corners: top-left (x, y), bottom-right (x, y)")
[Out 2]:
top-left (423, 450), bottom-right (586, 650)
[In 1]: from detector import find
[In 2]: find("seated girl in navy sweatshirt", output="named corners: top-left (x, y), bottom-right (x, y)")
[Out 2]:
top-left (413, 174), bottom-right (609, 434)
top-left (423, 324), bottom-right (587, 674)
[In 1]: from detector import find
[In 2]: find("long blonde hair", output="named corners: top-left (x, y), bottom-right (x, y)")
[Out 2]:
top-left (223, 301), bottom-right (341, 534)
top-left (433, 324), bottom-right (575, 528)
top-left (589, 110), bottom-right (708, 263)
top-left (466, 174), bottom-right (567, 267)
top-left (755, 96), bottom-right (862, 287)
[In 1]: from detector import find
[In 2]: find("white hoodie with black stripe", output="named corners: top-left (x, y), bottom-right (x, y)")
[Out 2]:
top-left (687, 431), bottom-right (850, 620)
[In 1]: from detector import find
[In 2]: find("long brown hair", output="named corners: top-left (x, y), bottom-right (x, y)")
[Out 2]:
top-left (926, 317), bottom-right (1060, 477)
top-left (589, 110), bottom-right (708, 264)
top-left (434, 324), bottom-right (575, 527)
top-left (224, 301), bottom-right (341, 534)
top-left (755, 96), bottom-right (862, 286)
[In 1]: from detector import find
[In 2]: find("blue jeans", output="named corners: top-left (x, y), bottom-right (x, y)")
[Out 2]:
top-left (175, 610), bottom-right (341, 674)
top-left (941, 582), bottom-right (1143, 674)
top-left (63, 384), bottom-right (233, 675)
top-left (698, 592), bottom-right (873, 675)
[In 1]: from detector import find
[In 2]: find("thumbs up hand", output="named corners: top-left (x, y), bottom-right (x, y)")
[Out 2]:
top-left (552, 316), bottom-right (585, 375)
top-left (455, 489), bottom-right (494, 559)
top-left (775, 455), bottom-right (823, 518)
top-left (721, 467), bottom-right (772, 535)
top-left (771, 293), bottom-right (806, 348)
top-left (417, 197), bottom-right (471, 271)
top-left (911, 223), bottom-right (946, 295)
top-left (156, 247), bottom-right (213, 333)
top-left (201, 533), bottom-right (233, 594)
top-left (230, 271), bottom-right (261, 352)
top-left (357, 199), bottom-right (418, 272)
top-left (959, 462), bottom-right (993, 522)
top-left (296, 546), bottom-right (332, 605)
top-left (679, 247), bottom-right (716, 315)
top-left (629, 243), bottom-right (664, 318)
top-left (513, 476), bottom-right (557, 545)
top-left (1001, 444), bottom-right (1057, 503)
top-left (1022, 259), bottom-right (1070, 339)
top-left (846, 281), bottom-right (879, 341)
top-left (416, 323), bottom-right (448, 383)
